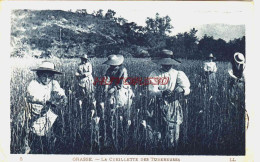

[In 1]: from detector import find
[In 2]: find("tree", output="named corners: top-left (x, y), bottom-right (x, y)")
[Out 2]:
top-left (165, 28), bottom-right (199, 59)
top-left (105, 9), bottom-right (116, 20)
top-left (198, 35), bottom-right (229, 60)
top-left (145, 13), bottom-right (173, 35)
top-left (145, 13), bottom-right (173, 55)
top-left (116, 17), bottom-right (127, 25)
top-left (227, 36), bottom-right (245, 60)
top-left (95, 9), bottom-right (104, 18)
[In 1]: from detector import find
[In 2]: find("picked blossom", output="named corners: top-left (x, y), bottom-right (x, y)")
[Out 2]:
top-left (119, 116), bottom-right (123, 121)
top-left (156, 132), bottom-right (162, 140)
top-left (94, 117), bottom-right (100, 124)
top-left (137, 109), bottom-right (140, 113)
top-left (91, 109), bottom-right (95, 118)
top-left (92, 100), bottom-right (96, 108)
top-left (127, 120), bottom-right (131, 126)
top-left (100, 102), bottom-right (105, 110)
top-left (141, 120), bottom-right (147, 128)
top-left (79, 100), bottom-right (82, 107)
top-left (69, 89), bottom-right (72, 94)
top-left (109, 97), bottom-right (115, 105)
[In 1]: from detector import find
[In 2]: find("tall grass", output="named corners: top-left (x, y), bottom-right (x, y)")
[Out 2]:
top-left (10, 57), bottom-right (245, 155)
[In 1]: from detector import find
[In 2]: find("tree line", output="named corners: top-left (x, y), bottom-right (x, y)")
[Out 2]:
top-left (11, 9), bottom-right (245, 61)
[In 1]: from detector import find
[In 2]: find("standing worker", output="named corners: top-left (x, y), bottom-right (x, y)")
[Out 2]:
top-left (102, 54), bottom-right (135, 151)
top-left (75, 54), bottom-right (95, 101)
top-left (147, 49), bottom-right (191, 150)
top-left (203, 53), bottom-right (217, 87)
top-left (103, 54), bottom-right (134, 113)
top-left (24, 61), bottom-right (67, 154)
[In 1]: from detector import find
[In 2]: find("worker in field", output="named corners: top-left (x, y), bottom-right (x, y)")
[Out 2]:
top-left (102, 54), bottom-right (135, 150)
top-left (228, 52), bottom-right (246, 148)
top-left (147, 49), bottom-right (191, 149)
top-left (103, 54), bottom-right (134, 115)
top-left (75, 54), bottom-right (95, 101)
top-left (23, 61), bottom-right (67, 154)
top-left (203, 53), bottom-right (217, 86)
top-left (228, 52), bottom-right (245, 101)
top-left (75, 54), bottom-right (96, 149)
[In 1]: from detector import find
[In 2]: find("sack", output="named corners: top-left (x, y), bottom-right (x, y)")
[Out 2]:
top-left (31, 109), bottom-right (58, 136)
top-left (114, 86), bottom-right (134, 108)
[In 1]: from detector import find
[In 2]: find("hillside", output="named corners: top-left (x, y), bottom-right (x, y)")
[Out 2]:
top-left (11, 10), bottom-right (127, 58)
top-left (11, 10), bottom-right (245, 60)
top-left (195, 24), bottom-right (245, 42)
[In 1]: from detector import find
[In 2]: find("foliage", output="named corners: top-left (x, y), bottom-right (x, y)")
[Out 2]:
top-left (198, 35), bottom-right (245, 61)
top-left (11, 10), bottom-right (245, 60)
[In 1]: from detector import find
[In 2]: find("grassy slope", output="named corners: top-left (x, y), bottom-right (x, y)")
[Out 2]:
top-left (11, 10), bottom-right (125, 58)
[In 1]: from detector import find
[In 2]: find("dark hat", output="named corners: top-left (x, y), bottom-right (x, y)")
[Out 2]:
top-left (153, 49), bottom-right (180, 65)
top-left (207, 53), bottom-right (216, 60)
top-left (103, 55), bottom-right (124, 66)
top-left (152, 57), bottom-right (181, 65)
top-left (80, 54), bottom-right (88, 60)
top-left (31, 61), bottom-right (62, 74)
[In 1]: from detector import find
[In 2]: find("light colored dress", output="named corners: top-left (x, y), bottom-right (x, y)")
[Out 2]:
top-left (149, 68), bottom-right (190, 125)
top-left (105, 65), bottom-right (134, 109)
top-left (203, 61), bottom-right (217, 85)
top-left (26, 79), bottom-right (66, 136)
top-left (76, 62), bottom-right (94, 94)
top-left (204, 62), bottom-right (217, 73)
top-left (148, 68), bottom-right (190, 145)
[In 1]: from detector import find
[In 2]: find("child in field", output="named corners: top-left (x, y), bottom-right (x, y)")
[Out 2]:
top-left (203, 53), bottom-right (217, 86)
top-left (23, 61), bottom-right (67, 154)
top-left (147, 49), bottom-right (191, 149)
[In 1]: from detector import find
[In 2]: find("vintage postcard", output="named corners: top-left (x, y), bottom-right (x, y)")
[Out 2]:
top-left (0, 1), bottom-right (255, 162)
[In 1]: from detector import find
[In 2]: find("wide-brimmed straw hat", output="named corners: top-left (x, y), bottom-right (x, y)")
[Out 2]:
top-left (207, 53), bottom-right (216, 60)
top-left (152, 49), bottom-right (181, 65)
top-left (103, 55), bottom-right (124, 66)
top-left (80, 54), bottom-right (88, 60)
top-left (31, 61), bottom-right (62, 74)
top-left (234, 52), bottom-right (245, 64)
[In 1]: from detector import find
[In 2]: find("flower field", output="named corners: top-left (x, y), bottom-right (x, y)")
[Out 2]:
top-left (10, 57), bottom-right (245, 155)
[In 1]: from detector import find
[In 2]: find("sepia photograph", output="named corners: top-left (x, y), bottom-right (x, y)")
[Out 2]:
top-left (0, 1), bottom-right (255, 161)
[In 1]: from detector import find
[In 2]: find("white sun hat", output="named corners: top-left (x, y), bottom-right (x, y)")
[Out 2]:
top-left (31, 61), bottom-right (62, 74)
top-left (234, 52), bottom-right (245, 64)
